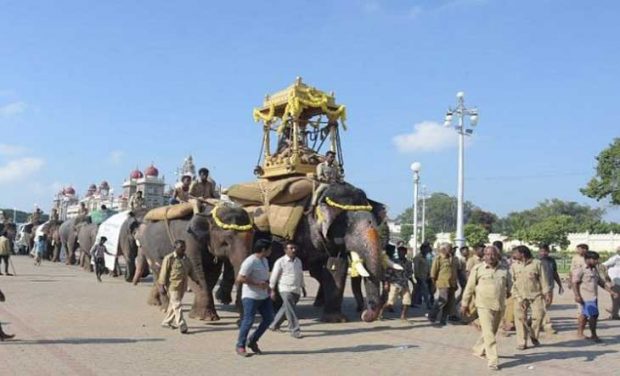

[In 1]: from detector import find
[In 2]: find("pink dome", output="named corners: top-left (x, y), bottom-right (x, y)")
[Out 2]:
top-left (130, 169), bottom-right (143, 179)
top-left (63, 186), bottom-right (76, 195)
top-left (144, 164), bottom-right (159, 177)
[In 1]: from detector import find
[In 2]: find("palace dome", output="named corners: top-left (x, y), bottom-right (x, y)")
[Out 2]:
top-left (130, 169), bottom-right (143, 179)
top-left (144, 164), bottom-right (159, 177)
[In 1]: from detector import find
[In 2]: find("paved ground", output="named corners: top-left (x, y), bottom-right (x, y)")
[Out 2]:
top-left (0, 256), bottom-right (618, 376)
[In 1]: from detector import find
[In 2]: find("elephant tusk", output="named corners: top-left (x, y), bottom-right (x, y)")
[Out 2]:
top-left (386, 258), bottom-right (404, 271)
top-left (135, 239), bottom-right (141, 247)
top-left (350, 251), bottom-right (370, 277)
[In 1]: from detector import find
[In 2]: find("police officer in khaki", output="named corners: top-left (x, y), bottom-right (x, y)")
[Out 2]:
top-left (461, 245), bottom-right (511, 371)
top-left (129, 190), bottom-right (145, 210)
top-left (310, 150), bottom-right (343, 208)
top-left (158, 240), bottom-right (200, 334)
top-left (428, 242), bottom-right (458, 325)
top-left (511, 245), bottom-right (551, 350)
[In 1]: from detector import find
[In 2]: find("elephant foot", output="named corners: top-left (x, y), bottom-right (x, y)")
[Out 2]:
top-left (188, 307), bottom-right (221, 321)
top-left (320, 312), bottom-right (348, 323)
top-left (313, 296), bottom-right (325, 307)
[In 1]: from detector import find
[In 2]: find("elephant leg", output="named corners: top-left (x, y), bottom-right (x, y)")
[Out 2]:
top-left (216, 261), bottom-right (234, 305)
top-left (351, 276), bottom-right (364, 312)
top-left (189, 260), bottom-right (221, 321)
top-left (132, 254), bottom-right (145, 285)
top-left (309, 261), bottom-right (324, 307)
top-left (51, 243), bottom-right (60, 262)
top-left (321, 256), bottom-right (348, 323)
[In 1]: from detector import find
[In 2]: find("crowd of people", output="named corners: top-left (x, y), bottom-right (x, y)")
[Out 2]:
top-left (380, 240), bottom-right (620, 370)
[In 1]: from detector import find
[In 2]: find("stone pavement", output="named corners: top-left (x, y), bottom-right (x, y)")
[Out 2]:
top-left (0, 256), bottom-right (618, 376)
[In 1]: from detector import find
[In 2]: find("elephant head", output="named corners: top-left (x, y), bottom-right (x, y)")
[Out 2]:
top-left (187, 203), bottom-right (254, 271)
top-left (315, 183), bottom-right (385, 322)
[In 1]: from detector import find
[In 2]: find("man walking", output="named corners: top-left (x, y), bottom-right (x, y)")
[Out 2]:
top-left (511, 245), bottom-right (551, 350)
top-left (0, 288), bottom-right (15, 341)
top-left (269, 241), bottom-right (305, 338)
top-left (461, 245), bottom-right (511, 371)
top-left (236, 239), bottom-right (274, 357)
top-left (413, 243), bottom-right (432, 309)
top-left (539, 244), bottom-right (563, 334)
top-left (90, 237), bottom-right (114, 282)
top-left (602, 246), bottom-right (620, 319)
top-left (158, 240), bottom-right (199, 334)
top-left (428, 243), bottom-right (458, 325)
top-left (384, 246), bottom-right (414, 320)
top-left (0, 224), bottom-right (15, 276)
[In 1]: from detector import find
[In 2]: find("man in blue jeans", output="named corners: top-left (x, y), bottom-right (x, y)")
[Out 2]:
top-left (236, 239), bottom-right (274, 357)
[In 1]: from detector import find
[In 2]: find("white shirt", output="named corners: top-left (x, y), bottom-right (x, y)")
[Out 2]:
top-left (239, 254), bottom-right (270, 300)
top-left (603, 254), bottom-right (620, 286)
top-left (269, 255), bottom-right (305, 295)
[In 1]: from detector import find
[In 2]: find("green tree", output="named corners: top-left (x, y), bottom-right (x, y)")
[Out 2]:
top-left (464, 223), bottom-right (490, 246)
top-left (581, 138), bottom-right (620, 205)
top-left (521, 215), bottom-right (576, 249)
top-left (468, 209), bottom-right (498, 232)
top-left (400, 224), bottom-right (413, 243)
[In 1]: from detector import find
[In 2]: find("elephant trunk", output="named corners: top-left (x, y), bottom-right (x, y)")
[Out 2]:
top-left (346, 217), bottom-right (384, 323)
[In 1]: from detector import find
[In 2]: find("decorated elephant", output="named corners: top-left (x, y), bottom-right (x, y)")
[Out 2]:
top-left (134, 203), bottom-right (254, 321)
top-left (233, 182), bottom-right (385, 323)
top-left (31, 220), bottom-right (64, 262)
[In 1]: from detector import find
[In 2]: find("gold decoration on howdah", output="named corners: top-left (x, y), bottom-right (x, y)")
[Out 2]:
top-left (252, 77), bottom-right (347, 179)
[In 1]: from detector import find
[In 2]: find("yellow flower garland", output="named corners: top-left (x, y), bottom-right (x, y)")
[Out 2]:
top-left (211, 205), bottom-right (253, 232)
top-left (325, 196), bottom-right (372, 212)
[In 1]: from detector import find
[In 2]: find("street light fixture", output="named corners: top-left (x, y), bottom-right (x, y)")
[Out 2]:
top-left (410, 162), bottom-right (421, 254)
top-left (443, 91), bottom-right (479, 248)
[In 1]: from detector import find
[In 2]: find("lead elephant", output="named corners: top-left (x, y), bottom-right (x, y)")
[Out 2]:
top-left (235, 182), bottom-right (385, 323)
top-left (135, 203), bottom-right (254, 321)
top-left (58, 216), bottom-right (89, 265)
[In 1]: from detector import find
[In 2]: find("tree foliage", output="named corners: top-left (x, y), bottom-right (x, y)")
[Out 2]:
top-left (464, 223), bottom-right (490, 246)
top-left (518, 215), bottom-right (575, 249)
top-left (581, 138), bottom-right (620, 205)
top-left (468, 209), bottom-right (498, 232)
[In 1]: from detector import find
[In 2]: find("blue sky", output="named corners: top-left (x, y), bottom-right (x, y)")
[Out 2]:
top-left (1, 0), bottom-right (618, 221)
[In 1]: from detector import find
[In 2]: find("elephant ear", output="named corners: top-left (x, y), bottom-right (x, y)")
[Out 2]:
top-left (187, 214), bottom-right (211, 243)
top-left (316, 202), bottom-right (342, 240)
top-left (368, 199), bottom-right (386, 223)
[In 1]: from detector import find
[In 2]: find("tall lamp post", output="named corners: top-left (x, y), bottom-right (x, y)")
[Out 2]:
top-left (421, 185), bottom-right (427, 243)
top-left (443, 91), bottom-right (479, 248)
top-left (410, 162), bottom-right (421, 254)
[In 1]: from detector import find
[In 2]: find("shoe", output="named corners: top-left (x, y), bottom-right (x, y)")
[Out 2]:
top-left (488, 364), bottom-right (499, 371)
top-left (516, 345), bottom-right (527, 351)
top-left (5, 273), bottom-right (12, 276)
top-left (531, 337), bottom-right (540, 346)
top-left (248, 342), bottom-right (263, 355)
top-left (236, 347), bottom-right (249, 357)
top-left (291, 332), bottom-right (303, 339)
top-left (180, 326), bottom-right (188, 334)
top-left (473, 353), bottom-right (486, 360)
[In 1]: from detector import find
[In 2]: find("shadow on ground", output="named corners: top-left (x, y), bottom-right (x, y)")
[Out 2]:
top-left (500, 349), bottom-right (617, 369)
top-left (2, 337), bottom-right (165, 345)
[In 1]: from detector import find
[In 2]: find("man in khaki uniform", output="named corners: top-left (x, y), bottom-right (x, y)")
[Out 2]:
top-left (428, 243), bottom-right (458, 325)
top-left (0, 229), bottom-right (13, 276)
top-left (158, 240), bottom-right (199, 334)
top-left (462, 245), bottom-right (511, 371)
top-left (311, 151), bottom-right (343, 207)
top-left (511, 245), bottom-right (551, 350)
top-left (189, 168), bottom-right (219, 213)
top-left (569, 244), bottom-right (588, 317)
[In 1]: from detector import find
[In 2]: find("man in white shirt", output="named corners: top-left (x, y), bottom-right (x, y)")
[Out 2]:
top-left (603, 246), bottom-right (620, 320)
top-left (269, 241), bottom-right (305, 338)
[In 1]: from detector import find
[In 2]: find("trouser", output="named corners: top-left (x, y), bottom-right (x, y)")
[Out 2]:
top-left (236, 298), bottom-right (274, 348)
top-left (0, 255), bottom-right (9, 273)
top-left (541, 291), bottom-right (555, 332)
top-left (162, 289), bottom-right (187, 330)
top-left (94, 257), bottom-right (105, 280)
top-left (429, 287), bottom-right (456, 323)
top-left (387, 284), bottom-right (412, 307)
top-left (611, 285), bottom-right (620, 318)
top-left (416, 278), bottom-right (432, 308)
top-left (271, 292), bottom-right (301, 335)
top-left (311, 183), bottom-right (330, 206)
top-left (473, 308), bottom-right (504, 367)
top-left (503, 296), bottom-right (515, 328)
top-left (514, 296), bottom-right (545, 347)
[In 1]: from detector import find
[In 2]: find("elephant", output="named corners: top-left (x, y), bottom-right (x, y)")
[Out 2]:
top-left (134, 203), bottom-right (254, 321)
top-left (115, 209), bottom-right (149, 282)
top-left (235, 182), bottom-right (385, 323)
top-left (76, 221), bottom-right (98, 271)
top-left (31, 221), bottom-right (64, 262)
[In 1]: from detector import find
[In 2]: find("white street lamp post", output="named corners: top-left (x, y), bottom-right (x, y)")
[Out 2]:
top-left (444, 91), bottom-right (479, 248)
top-left (421, 185), bottom-right (427, 243)
top-left (410, 162), bottom-right (421, 254)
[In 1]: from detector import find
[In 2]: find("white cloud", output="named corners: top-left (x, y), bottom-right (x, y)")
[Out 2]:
top-left (0, 144), bottom-right (28, 156)
top-left (0, 101), bottom-right (27, 117)
top-left (0, 157), bottom-right (45, 185)
top-left (109, 150), bottom-right (124, 165)
top-left (393, 121), bottom-right (460, 153)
